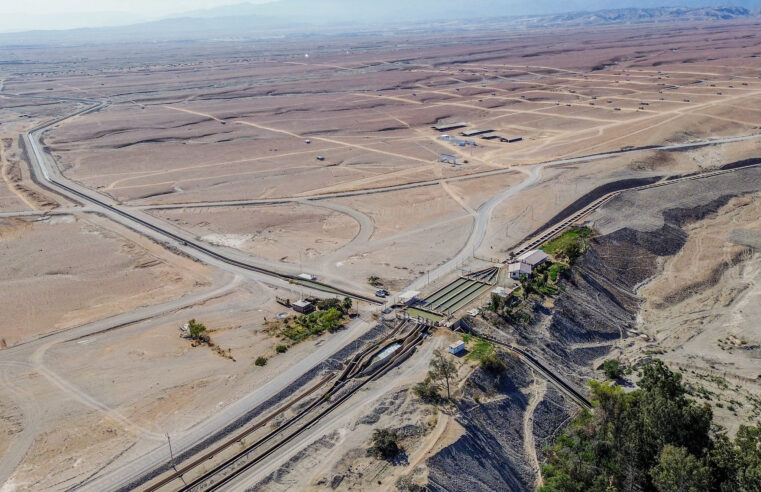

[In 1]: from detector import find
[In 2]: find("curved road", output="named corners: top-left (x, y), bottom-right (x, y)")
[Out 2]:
top-left (10, 90), bottom-right (761, 491)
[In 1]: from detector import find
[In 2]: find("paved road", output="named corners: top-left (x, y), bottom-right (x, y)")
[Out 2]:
top-left (84, 317), bottom-right (376, 491)
top-left (22, 113), bottom-right (375, 299)
top-left (228, 336), bottom-right (441, 490)
top-left (12, 91), bottom-right (761, 491)
top-left (404, 132), bottom-right (761, 292)
top-left (135, 134), bottom-right (761, 212)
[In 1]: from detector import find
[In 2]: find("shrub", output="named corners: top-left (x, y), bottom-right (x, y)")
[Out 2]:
top-left (316, 298), bottom-right (341, 311)
top-left (480, 352), bottom-right (506, 373)
top-left (367, 275), bottom-right (383, 287)
top-left (281, 308), bottom-right (345, 342)
top-left (276, 344), bottom-right (287, 353)
top-left (255, 356), bottom-right (267, 366)
top-left (368, 428), bottom-right (400, 460)
top-left (603, 359), bottom-right (623, 380)
top-left (342, 296), bottom-right (353, 312)
top-left (187, 318), bottom-right (207, 340)
top-left (413, 376), bottom-right (440, 403)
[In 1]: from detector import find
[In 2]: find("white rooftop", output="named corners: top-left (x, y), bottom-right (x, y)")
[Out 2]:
top-left (508, 262), bottom-right (532, 274)
top-left (293, 299), bottom-right (311, 308)
top-left (516, 249), bottom-right (548, 266)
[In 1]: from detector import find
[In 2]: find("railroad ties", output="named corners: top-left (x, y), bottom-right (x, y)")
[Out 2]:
top-left (151, 319), bottom-right (430, 492)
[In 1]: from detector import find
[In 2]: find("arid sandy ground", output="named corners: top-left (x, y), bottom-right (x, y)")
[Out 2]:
top-left (588, 169), bottom-right (761, 436)
top-left (17, 21), bottom-right (761, 291)
top-left (2, 19), bottom-right (761, 491)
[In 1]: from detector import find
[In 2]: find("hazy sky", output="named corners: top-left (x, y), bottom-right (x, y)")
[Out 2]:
top-left (0, 0), bottom-right (275, 17)
top-left (3, 0), bottom-right (761, 33)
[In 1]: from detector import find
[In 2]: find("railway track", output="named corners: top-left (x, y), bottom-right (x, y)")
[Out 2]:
top-left (143, 320), bottom-right (428, 492)
top-left (457, 319), bottom-right (590, 409)
top-left (511, 163), bottom-right (761, 258)
top-left (20, 101), bottom-right (382, 306)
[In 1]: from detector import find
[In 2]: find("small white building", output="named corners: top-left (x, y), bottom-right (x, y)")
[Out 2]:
top-left (516, 249), bottom-right (549, 268)
top-left (508, 261), bottom-right (533, 280)
top-left (449, 340), bottom-right (465, 355)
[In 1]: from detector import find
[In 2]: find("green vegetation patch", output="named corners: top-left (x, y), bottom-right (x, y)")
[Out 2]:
top-left (462, 336), bottom-right (506, 373)
top-left (465, 338), bottom-right (494, 362)
top-left (548, 262), bottom-right (568, 282)
top-left (276, 308), bottom-right (345, 343)
top-left (540, 226), bottom-right (593, 262)
top-left (540, 359), bottom-right (761, 492)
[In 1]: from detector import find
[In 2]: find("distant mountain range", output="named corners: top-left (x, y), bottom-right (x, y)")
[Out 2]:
top-left (182, 1), bottom-right (761, 22)
top-left (1, 3), bottom-right (761, 46)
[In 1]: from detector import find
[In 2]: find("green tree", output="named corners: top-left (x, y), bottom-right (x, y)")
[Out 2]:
top-left (489, 293), bottom-right (505, 312)
top-left (316, 298), bottom-right (341, 311)
top-left (342, 296), bottom-right (353, 312)
top-left (255, 356), bottom-right (267, 366)
top-left (564, 241), bottom-right (582, 264)
top-left (733, 423), bottom-right (761, 491)
top-left (541, 360), bottom-right (714, 492)
top-left (603, 359), bottom-right (623, 380)
top-left (428, 349), bottom-right (457, 401)
top-left (651, 445), bottom-right (710, 492)
top-left (187, 319), bottom-right (210, 343)
top-left (367, 275), bottom-right (383, 287)
top-left (276, 344), bottom-right (287, 353)
top-left (368, 428), bottom-right (400, 460)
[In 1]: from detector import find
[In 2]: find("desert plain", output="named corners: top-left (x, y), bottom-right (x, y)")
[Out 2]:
top-left (1, 18), bottom-right (761, 491)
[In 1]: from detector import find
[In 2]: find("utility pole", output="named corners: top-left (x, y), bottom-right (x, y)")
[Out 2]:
top-left (166, 433), bottom-right (178, 473)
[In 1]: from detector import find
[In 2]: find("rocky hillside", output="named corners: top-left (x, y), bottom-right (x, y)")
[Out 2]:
top-left (421, 165), bottom-right (761, 491)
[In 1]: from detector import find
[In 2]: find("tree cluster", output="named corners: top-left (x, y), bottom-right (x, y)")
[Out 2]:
top-left (541, 359), bottom-right (761, 492)
top-left (281, 307), bottom-right (344, 342)
top-left (603, 358), bottom-right (624, 380)
top-left (316, 296), bottom-right (353, 314)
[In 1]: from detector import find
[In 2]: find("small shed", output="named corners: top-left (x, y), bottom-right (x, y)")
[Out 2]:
top-left (508, 262), bottom-right (532, 279)
top-left (501, 136), bottom-right (523, 143)
top-left (292, 299), bottom-right (315, 314)
top-left (449, 340), bottom-right (465, 355)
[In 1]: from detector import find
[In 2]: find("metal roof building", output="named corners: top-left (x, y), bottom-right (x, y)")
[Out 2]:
top-left (461, 128), bottom-right (494, 137)
top-left (432, 122), bottom-right (467, 132)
